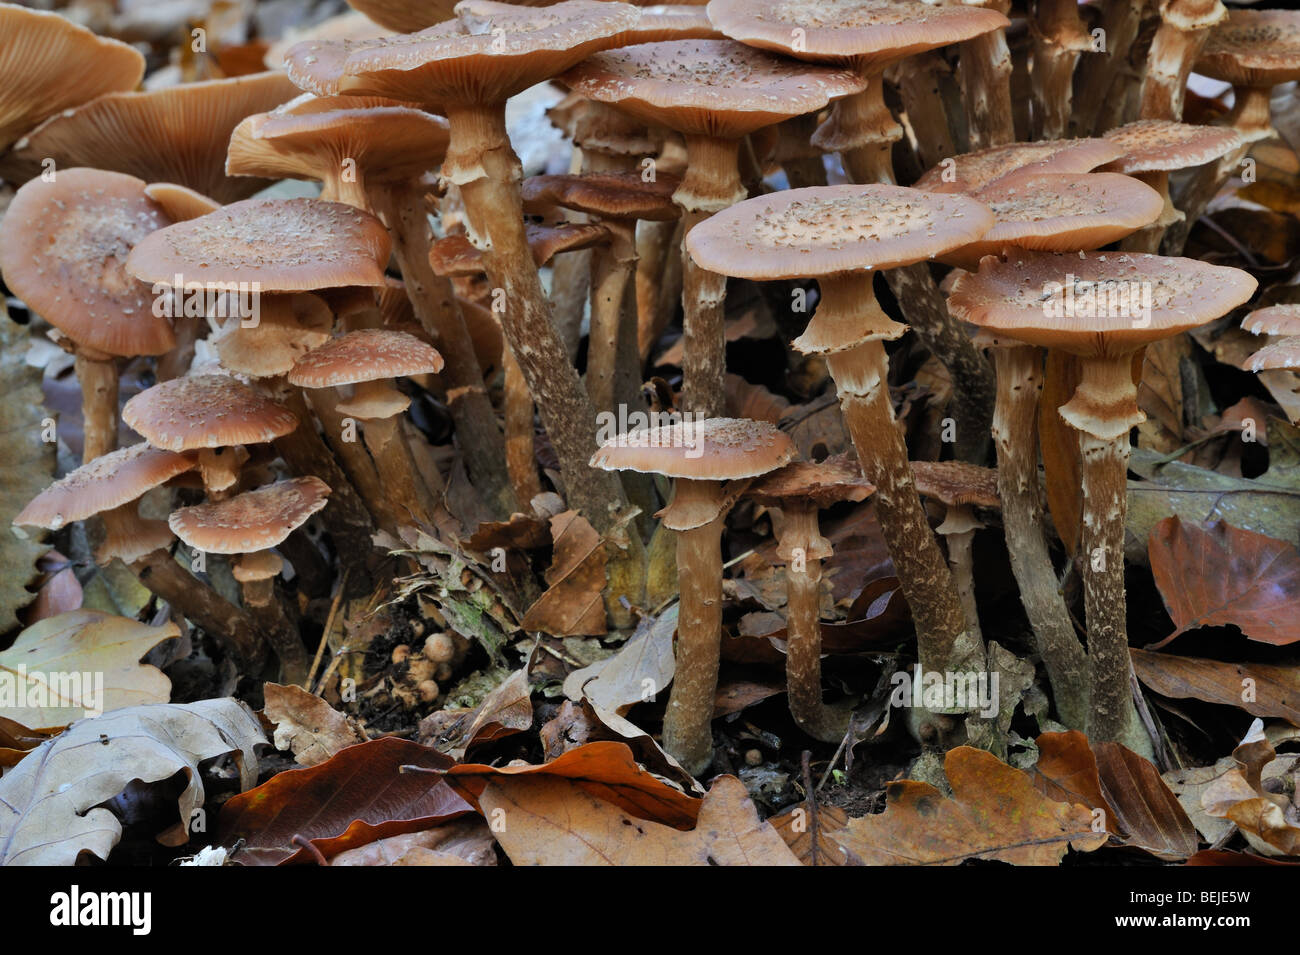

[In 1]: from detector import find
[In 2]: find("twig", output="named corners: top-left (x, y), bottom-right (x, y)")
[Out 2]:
top-left (306, 571), bottom-right (347, 693)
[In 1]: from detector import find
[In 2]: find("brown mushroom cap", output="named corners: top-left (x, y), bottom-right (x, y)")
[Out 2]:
top-left (0, 4), bottom-right (144, 153)
top-left (3, 72), bottom-right (299, 202)
top-left (14, 443), bottom-right (197, 530)
top-left (168, 476), bottom-right (330, 554)
top-left (126, 198), bottom-right (392, 292)
top-left (123, 374), bottom-right (300, 451)
top-left (910, 460), bottom-right (999, 509)
top-left (285, 1), bottom-right (640, 109)
top-left (214, 293), bottom-right (335, 378)
top-left (1243, 339), bottom-right (1300, 373)
top-left (561, 40), bottom-right (866, 139)
top-left (287, 329), bottom-right (445, 389)
top-left (746, 451), bottom-right (874, 507)
top-left (1242, 304), bottom-right (1300, 337)
top-left (1196, 10), bottom-right (1300, 89)
top-left (226, 94), bottom-right (451, 188)
top-left (143, 182), bottom-right (222, 222)
top-left (232, 549), bottom-right (284, 582)
top-left (590, 415), bottom-right (796, 480)
top-left (1099, 120), bottom-right (1243, 174)
top-left (0, 168), bottom-right (176, 358)
top-left (685, 184), bottom-right (995, 279)
top-left (947, 251), bottom-right (1258, 358)
top-left (939, 172), bottom-right (1164, 269)
top-left (705, 0), bottom-right (1008, 69)
top-left (264, 10), bottom-right (394, 69)
top-left (914, 139), bottom-right (1124, 194)
top-left (615, 4), bottom-right (722, 43)
top-left (521, 171), bottom-right (682, 220)
top-left (342, 0), bottom-right (461, 33)
top-left (547, 92), bottom-right (660, 157)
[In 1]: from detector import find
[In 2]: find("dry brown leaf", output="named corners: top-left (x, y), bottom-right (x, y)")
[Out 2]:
top-left (519, 510), bottom-right (607, 636)
top-left (263, 682), bottom-right (365, 767)
top-left (1131, 648), bottom-right (1300, 726)
top-left (423, 665), bottom-right (533, 760)
top-left (770, 801), bottom-right (850, 866)
top-left (1201, 720), bottom-right (1300, 857)
top-left (329, 817), bottom-right (497, 866)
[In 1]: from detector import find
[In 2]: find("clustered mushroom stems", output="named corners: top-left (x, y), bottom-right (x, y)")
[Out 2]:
top-left (501, 345), bottom-right (544, 506)
top-left (776, 112), bottom-right (830, 189)
top-left (637, 217), bottom-right (685, 362)
top-left (74, 350), bottom-right (120, 463)
top-left (1138, 0), bottom-right (1226, 124)
top-left (237, 556), bottom-right (311, 684)
top-left (347, 381), bottom-right (439, 527)
top-left (893, 54), bottom-right (959, 172)
top-left (957, 1), bottom-right (1016, 149)
top-left (1070, 0), bottom-right (1145, 136)
top-left (306, 386), bottom-right (396, 531)
top-left (990, 345), bottom-right (1089, 730)
top-left (1121, 170), bottom-right (1180, 254)
top-left (1030, 0), bottom-right (1092, 141)
top-left (587, 219), bottom-right (638, 416)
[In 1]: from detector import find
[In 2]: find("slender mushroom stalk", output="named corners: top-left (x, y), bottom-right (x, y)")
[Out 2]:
top-left (950, 251), bottom-right (1256, 747)
top-left (1138, 0), bottom-right (1227, 123)
top-left (957, 0), bottom-right (1016, 149)
top-left (688, 185), bottom-right (997, 676)
top-left (1070, 0), bottom-right (1145, 136)
top-left (1030, 0), bottom-right (1094, 141)
top-left (592, 417), bottom-right (795, 776)
top-left (233, 551), bottom-right (310, 684)
top-left (774, 112), bottom-right (830, 189)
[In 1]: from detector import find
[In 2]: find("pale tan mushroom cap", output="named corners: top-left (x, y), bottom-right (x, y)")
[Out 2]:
top-left (686, 184), bottom-right (994, 279)
top-left (232, 549), bottom-right (284, 582)
top-left (940, 172), bottom-right (1163, 268)
top-left (947, 251), bottom-right (1258, 358)
top-left (123, 374), bottom-right (300, 451)
top-left (0, 4), bottom-right (144, 152)
top-left (1242, 304), bottom-right (1300, 337)
top-left (706, 0), bottom-right (1008, 68)
top-left (169, 476), bottom-right (330, 554)
top-left (14, 443), bottom-right (197, 529)
top-left (746, 452), bottom-right (874, 507)
top-left (265, 10), bottom-right (395, 68)
top-left (126, 198), bottom-right (392, 291)
top-left (143, 183), bottom-right (221, 222)
top-left (1100, 120), bottom-right (1242, 174)
top-left (547, 92), bottom-right (659, 156)
top-left (0, 168), bottom-right (175, 358)
top-left (617, 4), bottom-right (722, 43)
top-left (288, 329), bottom-right (444, 388)
top-left (910, 460), bottom-right (999, 509)
top-left (1197, 10), bottom-right (1300, 88)
top-left (521, 172), bottom-right (681, 221)
top-left (3, 72), bottom-right (299, 203)
top-left (591, 416), bottom-right (796, 480)
top-left (286, 1), bottom-right (640, 108)
top-left (562, 40), bottom-right (866, 139)
top-left (914, 139), bottom-right (1124, 194)
top-left (1243, 339), bottom-right (1300, 373)
top-left (214, 293), bottom-right (334, 378)
top-left (343, 0), bottom-right (461, 33)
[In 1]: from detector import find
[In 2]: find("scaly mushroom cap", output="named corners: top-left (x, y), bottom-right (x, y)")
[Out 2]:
top-left (226, 94), bottom-right (451, 188)
top-left (3, 72), bottom-right (299, 202)
top-left (214, 293), bottom-right (335, 378)
top-left (1100, 120), bottom-right (1242, 174)
top-left (746, 452), bottom-right (874, 507)
top-left (685, 184), bottom-right (995, 279)
top-left (547, 92), bottom-right (659, 157)
top-left (143, 183), bottom-right (221, 223)
top-left (914, 138), bottom-right (1124, 194)
top-left (126, 198), bottom-right (392, 292)
top-left (429, 222), bottom-right (611, 275)
top-left (168, 476), bottom-right (331, 554)
top-left (614, 3), bottom-right (722, 43)
top-left (1243, 340), bottom-right (1300, 373)
top-left (288, 329), bottom-right (445, 388)
top-left (14, 443), bottom-right (197, 529)
top-left (561, 39), bottom-right (866, 139)
top-left (521, 171), bottom-right (682, 220)
top-left (265, 10), bottom-right (394, 68)
top-left (590, 415), bottom-right (796, 479)
top-left (343, 0), bottom-right (462, 33)
top-left (0, 4), bottom-right (143, 151)
top-left (940, 172), bottom-right (1164, 269)
top-left (706, 0), bottom-right (1008, 69)
top-left (1196, 10), bottom-right (1300, 88)
top-left (947, 251), bottom-right (1258, 358)
top-left (285, 1), bottom-right (640, 109)
top-left (1242, 304), bottom-right (1300, 337)
top-left (0, 168), bottom-right (176, 358)
top-left (910, 460), bottom-right (999, 509)
top-left (123, 374), bottom-right (300, 451)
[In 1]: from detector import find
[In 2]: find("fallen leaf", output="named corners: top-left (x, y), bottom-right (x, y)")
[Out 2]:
top-left (422, 665), bottom-right (533, 760)
top-left (1131, 648), bottom-right (1300, 725)
top-left (262, 682), bottom-right (365, 767)
top-left (770, 801), bottom-right (851, 866)
top-left (329, 817), bottom-right (497, 867)
top-left (562, 604), bottom-right (676, 715)
top-left (1201, 720), bottom-right (1300, 856)
top-left (519, 510), bottom-right (607, 636)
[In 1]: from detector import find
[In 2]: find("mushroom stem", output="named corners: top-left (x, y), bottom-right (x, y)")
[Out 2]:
top-left (502, 344), bottom-right (543, 506)
top-left (75, 352), bottom-right (119, 463)
top-left (354, 407), bottom-right (437, 527)
top-left (372, 183), bottom-right (515, 516)
top-left (957, 3), bottom-right (1016, 149)
top-left (1138, 4), bottom-right (1221, 123)
top-left (443, 101), bottom-right (632, 534)
top-left (307, 387), bottom-right (397, 532)
top-left (241, 575), bottom-right (310, 685)
top-left (676, 134), bottom-right (745, 417)
top-left (587, 222), bottom-right (636, 415)
top-left (637, 218), bottom-right (682, 362)
top-left (775, 113), bottom-right (829, 189)
top-left (1120, 171), bottom-right (1177, 253)
top-left (942, 510), bottom-right (983, 646)
top-left (779, 503), bottom-right (847, 743)
top-left (814, 75), bottom-right (900, 184)
top-left (991, 345), bottom-right (1089, 729)
top-left (1070, 0), bottom-right (1143, 135)
top-left (1030, 0), bottom-right (1089, 141)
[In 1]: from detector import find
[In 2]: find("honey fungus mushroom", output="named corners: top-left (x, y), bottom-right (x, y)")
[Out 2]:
top-left (913, 138), bottom-right (1125, 195)
top-left (591, 417), bottom-right (796, 775)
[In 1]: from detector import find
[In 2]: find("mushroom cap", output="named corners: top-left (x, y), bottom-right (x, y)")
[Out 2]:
top-left (287, 329), bottom-right (445, 388)
top-left (143, 182), bottom-right (222, 222)
top-left (1196, 10), bottom-right (1300, 89)
top-left (685, 184), bottom-right (995, 279)
top-left (947, 251), bottom-right (1258, 358)
top-left (1243, 339), bottom-right (1300, 373)
top-left (940, 172), bottom-right (1164, 269)
top-left (616, 4), bottom-right (723, 43)
top-left (746, 451), bottom-right (874, 507)
top-left (521, 171), bottom-right (682, 221)
top-left (561, 39), bottom-right (866, 139)
top-left (265, 10), bottom-right (394, 69)
top-left (0, 168), bottom-right (176, 358)
top-left (1242, 304), bottom-right (1300, 337)
top-left (590, 415), bottom-right (796, 480)
top-left (14, 443), bottom-right (197, 529)
top-left (0, 4), bottom-right (144, 152)
top-left (910, 459), bottom-right (999, 509)
top-left (226, 94), bottom-right (451, 187)
top-left (547, 92), bottom-right (660, 157)
top-left (168, 476), bottom-right (330, 554)
top-left (914, 138), bottom-right (1124, 194)
top-left (706, 0), bottom-right (1008, 69)
top-left (123, 374), bottom-right (300, 451)
top-left (1100, 120), bottom-right (1243, 174)
top-left (126, 198), bottom-right (392, 292)
top-left (232, 549), bottom-right (284, 582)
top-left (3, 72), bottom-right (300, 203)
top-left (214, 293), bottom-right (335, 378)
top-left (285, 1), bottom-right (640, 109)
top-left (343, 0), bottom-right (462, 33)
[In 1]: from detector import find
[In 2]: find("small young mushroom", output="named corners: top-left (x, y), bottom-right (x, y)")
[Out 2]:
top-left (744, 453), bottom-right (874, 743)
top-left (591, 417), bottom-right (796, 775)
top-left (949, 250), bottom-right (1257, 747)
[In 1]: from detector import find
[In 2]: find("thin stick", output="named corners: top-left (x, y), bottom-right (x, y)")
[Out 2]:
top-left (307, 571), bottom-right (347, 692)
